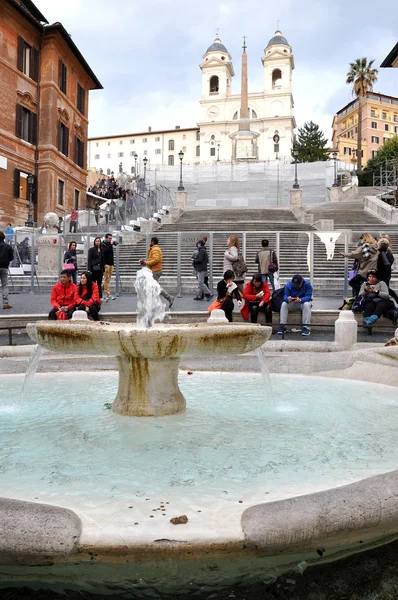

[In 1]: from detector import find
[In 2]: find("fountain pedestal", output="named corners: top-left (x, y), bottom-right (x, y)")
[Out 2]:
top-left (114, 356), bottom-right (185, 416)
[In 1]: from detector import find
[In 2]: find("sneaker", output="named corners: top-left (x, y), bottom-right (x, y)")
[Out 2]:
top-left (277, 327), bottom-right (286, 335)
top-left (103, 297), bottom-right (109, 303)
top-left (111, 296), bottom-right (116, 300)
top-left (169, 297), bottom-right (174, 309)
top-left (301, 327), bottom-right (311, 336)
top-left (193, 296), bottom-right (204, 301)
top-left (3, 303), bottom-right (12, 309)
top-left (205, 293), bottom-right (214, 301)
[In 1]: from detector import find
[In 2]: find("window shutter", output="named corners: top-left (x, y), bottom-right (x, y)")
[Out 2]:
top-left (16, 104), bottom-right (23, 138)
top-left (58, 59), bottom-right (62, 89)
top-left (63, 126), bottom-right (69, 157)
top-left (14, 169), bottom-right (21, 198)
top-left (30, 47), bottom-right (39, 82)
top-left (30, 111), bottom-right (38, 145)
top-left (79, 140), bottom-right (85, 168)
top-left (17, 37), bottom-right (24, 71)
top-left (74, 136), bottom-right (78, 164)
top-left (57, 121), bottom-right (62, 152)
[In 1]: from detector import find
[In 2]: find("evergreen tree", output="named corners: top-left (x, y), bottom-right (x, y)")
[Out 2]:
top-left (295, 121), bottom-right (329, 162)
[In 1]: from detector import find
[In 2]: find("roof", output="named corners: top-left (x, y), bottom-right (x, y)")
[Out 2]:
top-left (380, 42), bottom-right (398, 67)
top-left (335, 91), bottom-right (398, 117)
top-left (89, 127), bottom-right (199, 141)
top-left (205, 36), bottom-right (229, 55)
top-left (266, 29), bottom-right (289, 48)
top-left (44, 23), bottom-right (103, 90)
top-left (6, 0), bottom-right (48, 27)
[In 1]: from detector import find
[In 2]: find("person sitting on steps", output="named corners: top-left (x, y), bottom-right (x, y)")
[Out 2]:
top-left (241, 273), bottom-right (272, 325)
top-left (359, 269), bottom-right (397, 334)
top-left (278, 274), bottom-right (313, 337)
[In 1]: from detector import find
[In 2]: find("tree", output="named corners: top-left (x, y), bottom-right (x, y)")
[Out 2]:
top-left (346, 58), bottom-right (378, 172)
top-left (359, 136), bottom-right (398, 185)
top-left (294, 121), bottom-right (329, 162)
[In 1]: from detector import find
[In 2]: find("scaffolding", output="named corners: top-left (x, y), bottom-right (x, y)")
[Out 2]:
top-left (373, 159), bottom-right (398, 206)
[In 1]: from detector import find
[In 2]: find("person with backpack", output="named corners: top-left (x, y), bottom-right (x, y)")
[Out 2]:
top-left (255, 239), bottom-right (278, 292)
top-left (193, 240), bottom-right (212, 301)
top-left (277, 274), bottom-right (313, 337)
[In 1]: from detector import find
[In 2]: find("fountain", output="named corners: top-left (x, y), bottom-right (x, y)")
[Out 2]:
top-left (26, 268), bottom-right (270, 416)
top-left (0, 269), bottom-right (397, 597)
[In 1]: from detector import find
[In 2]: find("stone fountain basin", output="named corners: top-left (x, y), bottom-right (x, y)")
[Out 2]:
top-left (26, 321), bottom-right (270, 358)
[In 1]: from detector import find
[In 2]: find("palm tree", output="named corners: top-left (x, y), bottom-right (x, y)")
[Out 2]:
top-left (346, 58), bottom-right (378, 171)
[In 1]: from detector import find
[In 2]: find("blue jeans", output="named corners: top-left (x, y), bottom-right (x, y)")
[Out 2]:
top-left (261, 273), bottom-right (275, 292)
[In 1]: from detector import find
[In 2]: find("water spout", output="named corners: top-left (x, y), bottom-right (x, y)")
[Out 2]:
top-left (256, 348), bottom-right (274, 405)
top-left (134, 267), bottom-right (166, 329)
top-left (21, 345), bottom-right (43, 401)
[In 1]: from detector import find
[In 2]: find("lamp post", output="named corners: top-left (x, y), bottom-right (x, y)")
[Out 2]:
top-left (332, 151), bottom-right (338, 187)
top-left (143, 156), bottom-right (148, 183)
top-left (25, 173), bottom-right (35, 227)
top-left (133, 152), bottom-right (138, 177)
top-left (178, 150), bottom-right (185, 191)
top-left (119, 162), bottom-right (123, 174)
top-left (217, 143), bottom-right (220, 162)
top-left (292, 146), bottom-right (300, 189)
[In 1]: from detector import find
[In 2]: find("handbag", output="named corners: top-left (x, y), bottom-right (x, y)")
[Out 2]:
top-left (55, 309), bottom-right (69, 320)
top-left (91, 264), bottom-right (101, 271)
top-left (232, 253), bottom-right (247, 278)
top-left (62, 262), bottom-right (75, 270)
top-left (208, 298), bottom-right (223, 312)
top-left (348, 269), bottom-right (357, 281)
top-left (268, 250), bottom-right (278, 273)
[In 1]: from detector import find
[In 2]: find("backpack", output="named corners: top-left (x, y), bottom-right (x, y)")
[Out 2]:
top-left (232, 253), bottom-right (247, 278)
top-left (271, 286), bottom-right (285, 312)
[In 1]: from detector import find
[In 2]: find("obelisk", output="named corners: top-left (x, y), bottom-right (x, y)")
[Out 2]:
top-left (239, 36), bottom-right (249, 131)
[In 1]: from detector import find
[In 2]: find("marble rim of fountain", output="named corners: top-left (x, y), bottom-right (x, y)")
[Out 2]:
top-left (26, 321), bottom-right (272, 358)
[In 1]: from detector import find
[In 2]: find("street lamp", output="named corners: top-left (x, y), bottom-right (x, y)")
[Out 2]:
top-left (133, 152), bottom-right (138, 176)
top-left (178, 150), bottom-right (185, 191)
top-left (119, 162), bottom-right (123, 174)
top-left (143, 156), bottom-right (148, 183)
top-left (332, 151), bottom-right (338, 187)
top-left (111, 171), bottom-right (114, 177)
top-left (292, 146), bottom-right (300, 189)
top-left (25, 173), bottom-right (35, 227)
top-left (217, 143), bottom-right (220, 162)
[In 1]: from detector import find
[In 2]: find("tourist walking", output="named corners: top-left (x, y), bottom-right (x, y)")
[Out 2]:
top-left (102, 233), bottom-right (117, 302)
top-left (241, 273), bottom-right (272, 324)
top-left (214, 270), bottom-right (242, 322)
top-left (377, 237), bottom-right (394, 287)
top-left (359, 270), bottom-right (396, 334)
top-left (69, 208), bottom-right (78, 233)
top-left (278, 274), bottom-right (313, 336)
top-left (338, 233), bottom-right (378, 298)
top-left (140, 236), bottom-right (174, 308)
top-left (0, 230), bottom-right (14, 309)
top-left (223, 235), bottom-right (246, 293)
top-left (63, 240), bottom-right (78, 284)
top-left (88, 236), bottom-right (105, 299)
top-left (4, 223), bottom-right (15, 244)
top-left (254, 239), bottom-right (278, 292)
top-left (193, 240), bottom-right (212, 301)
top-left (48, 270), bottom-right (80, 320)
top-left (76, 271), bottom-right (101, 321)
top-left (94, 202), bottom-right (101, 227)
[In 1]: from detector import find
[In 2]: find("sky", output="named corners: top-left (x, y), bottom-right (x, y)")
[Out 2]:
top-left (34, 0), bottom-right (398, 143)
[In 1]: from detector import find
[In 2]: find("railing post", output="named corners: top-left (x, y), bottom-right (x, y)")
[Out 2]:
top-left (58, 231), bottom-right (63, 274)
top-left (209, 231), bottom-right (214, 292)
top-left (242, 231), bottom-right (247, 261)
top-left (343, 231), bottom-right (349, 298)
top-left (115, 231), bottom-right (120, 296)
top-left (30, 227), bottom-right (35, 294)
top-left (177, 232), bottom-right (182, 297)
top-left (309, 231), bottom-right (314, 288)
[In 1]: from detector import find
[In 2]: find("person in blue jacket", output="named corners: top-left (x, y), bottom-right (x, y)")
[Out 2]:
top-left (278, 274), bottom-right (313, 336)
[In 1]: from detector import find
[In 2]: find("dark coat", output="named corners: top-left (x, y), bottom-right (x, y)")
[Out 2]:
top-left (0, 241), bottom-right (13, 269)
top-left (88, 246), bottom-right (104, 273)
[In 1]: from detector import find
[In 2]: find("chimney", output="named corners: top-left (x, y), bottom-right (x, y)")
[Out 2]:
top-left (175, 125), bottom-right (180, 130)
top-left (148, 126), bottom-right (152, 132)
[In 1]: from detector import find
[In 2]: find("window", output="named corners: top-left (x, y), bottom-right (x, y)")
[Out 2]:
top-left (183, 134), bottom-right (186, 140)
top-left (108, 141), bottom-right (111, 146)
top-left (182, 146), bottom-right (186, 152)
top-left (209, 75), bottom-right (219, 93)
top-left (107, 168), bottom-right (111, 175)
top-left (210, 147), bottom-right (216, 156)
top-left (382, 112), bottom-right (387, 120)
top-left (94, 154), bottom-right (100, 159)
top-left (74, 137), bottom-right (84, 168)
top-left (251, 109), bottom-right (257, 119)
top-left (74, 189), bottom-right (80, 210)
top-left (118, 152), bottom-right (124, 157)
top-left (196, 145), bottom-right (200, 157)
top-left (372, 150), bottom-right (377, 158)
top-left (107, 153), bottom-right (111, 159)
top-left (168, 139), bottom-right (174, 151)
top-left (394, 115), bottom-right (398, 123)
top-left (130, 151), bottom-right (135, 156)
top-left (130, 166), bottom-right (135, 174)
top-left (58, 180), bottom-right (64, 206)
top-left (370, 109), bottom-right (377, 117)
top-left (120, 140), bottom-right (123, 145)
top-left (371, 121), bottom-right (377, 129)
top-left (196, 131), bottom-right (200, 141)
top-left (383, 137), bottom-right (388, 144)
top-left (155, 149), bottom-right (161, 154)
top-left (371, 136), bottom-right (379, 143)
top-left (395, 126), bottom-right (398, 134)
top-left (17, 37), bottom-right (39, 81)
top-left (343, 147), bottom-right (351, 155)
top-left (59, 60), bottom-right (67, 94)
top-left (13, 170), bottom-right (29, 199)
top-left (130, 139), bottom-right (135, 144)
top-left (168, 155), bottom-right (174, 165)
top-left (143, 150), bottom-right (147, 155)
top-left (16, 104), bottom-right (37, 144)
top-left (155, 136), bottom-right (160, 142)
top-left (142, 138), bottom-right (147, 143)
top-left (76, 83), bottom-right (85, 115)
top-left (272, 68), bottom-right (282, 88)
top-left (96, 142), bottom-right (99, 147)
top-left (57, 121), bottom-right (69, 156)
top-left (385, 124), bottom-right (389, 131)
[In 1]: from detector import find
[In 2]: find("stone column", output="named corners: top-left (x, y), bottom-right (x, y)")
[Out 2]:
top-left (37, 235), bottom-right (61, 275)
top-left (175, 190), bottom-right (187, 210)
top-left (330, 187), bottom-right (342, 202)
top-left (335, 311), bottom-right (358, 349)
top-left (290, 188), bottom-right (303, 208)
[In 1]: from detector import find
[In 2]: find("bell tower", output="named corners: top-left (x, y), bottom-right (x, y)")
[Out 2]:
top-left (199, 36), bottom-right (235, 122)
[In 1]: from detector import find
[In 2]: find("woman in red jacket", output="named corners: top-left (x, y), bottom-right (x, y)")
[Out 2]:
top-left (76, 271), bottom-right (101, 321)
top-left (241, 273), bottom-right (272, 324)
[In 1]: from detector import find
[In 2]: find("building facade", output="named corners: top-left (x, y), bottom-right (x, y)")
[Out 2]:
top-left (0, 0), bottom-right (102, 228)
top-left (332, 92), bottom-right (398, 166)
top-left (87, 30), bottom-right (296, 175)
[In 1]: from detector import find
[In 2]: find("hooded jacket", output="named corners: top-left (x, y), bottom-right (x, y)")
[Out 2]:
top-left (50, 281), bottom-right (79, 310)
top-left (0, 240), bottom-right (14, 269)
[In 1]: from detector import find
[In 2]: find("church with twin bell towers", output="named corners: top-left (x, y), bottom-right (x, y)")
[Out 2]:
top-left (198, 30), bottom-right (296, 163)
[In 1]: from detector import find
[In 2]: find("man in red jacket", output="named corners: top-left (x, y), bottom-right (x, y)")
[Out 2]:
top-left (48, 270), bottom-right (80, 320)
